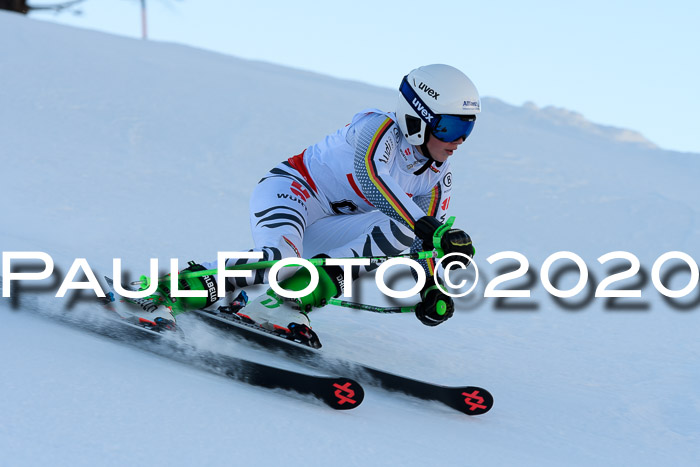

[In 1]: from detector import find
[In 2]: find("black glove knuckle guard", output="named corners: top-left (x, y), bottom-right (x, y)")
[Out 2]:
top-left (414, 216), bottom-right (474, 258)
top-left (415, 282), bottom-right (454, 327)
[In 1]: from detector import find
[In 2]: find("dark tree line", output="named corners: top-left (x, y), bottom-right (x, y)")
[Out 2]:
top-left (0, 0), bottom-right (29, 13)
top-left (0, 0), bottom-right (84, 14)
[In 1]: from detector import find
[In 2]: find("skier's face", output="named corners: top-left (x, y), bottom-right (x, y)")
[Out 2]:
top-left (426, 133), bottom-right (466, 163)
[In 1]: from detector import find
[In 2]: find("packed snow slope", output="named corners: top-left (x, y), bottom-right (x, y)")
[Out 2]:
top-left (1, 11), bottom-right (700, 467)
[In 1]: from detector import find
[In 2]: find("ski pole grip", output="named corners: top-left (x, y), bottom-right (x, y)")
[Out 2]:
top-left (431, 216), bottom-right (456, 254)
top-left (156, 251), bottom-right (441, 284)
top-left (414, 216), bottom-right (456, 256)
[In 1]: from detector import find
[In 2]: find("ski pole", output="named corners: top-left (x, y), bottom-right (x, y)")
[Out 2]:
top-left (328, 298), bottom-right (415, 314)
top-left (142, 250), bottom-right (441, 286)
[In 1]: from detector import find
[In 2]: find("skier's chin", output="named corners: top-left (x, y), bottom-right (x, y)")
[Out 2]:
top-left (433, 152), bottom-right (451, 163)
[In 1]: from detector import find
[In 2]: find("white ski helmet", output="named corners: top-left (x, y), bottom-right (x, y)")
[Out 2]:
top-left (396, 64), bottom-right (481, 146)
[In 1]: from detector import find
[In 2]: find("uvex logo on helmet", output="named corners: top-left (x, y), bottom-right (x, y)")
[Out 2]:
top-left (418, 82), bottom-right (440, 100)
top-left (411, 98), bottom-right (434, 123)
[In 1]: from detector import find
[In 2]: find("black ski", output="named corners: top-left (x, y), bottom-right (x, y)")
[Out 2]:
top-left (22, 299), bottom-right (364, 410)
top-left (192, 308), bottom-right (493, 416)
top-left (186, 349), bottom-right (365, 411)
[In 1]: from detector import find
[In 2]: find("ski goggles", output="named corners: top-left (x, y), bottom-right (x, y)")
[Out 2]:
top-left (400, 76), bottom-right (477, 142)
top-left (432, 114), bottom-right (476, 143)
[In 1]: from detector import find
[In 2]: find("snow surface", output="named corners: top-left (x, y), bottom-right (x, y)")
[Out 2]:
top-left (1, 10), bottom-right (700, 466)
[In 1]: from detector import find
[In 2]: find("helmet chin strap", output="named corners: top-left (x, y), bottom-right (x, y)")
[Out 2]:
top-left (413, 132), bottom-right (443, 175)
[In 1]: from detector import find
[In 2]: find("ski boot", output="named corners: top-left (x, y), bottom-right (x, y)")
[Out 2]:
top-left (287, 322), bottom-right (322, 349)
top-left (102, 289), bottom-right (178, 332)
top-left (229, 257), bottom-right (343, 348)
top-left (105, 261), bottom-right (220, 332)
top-left (216, 290), bottom-right (250, 315)
top-left (232, 288), bottom-right (322, 348)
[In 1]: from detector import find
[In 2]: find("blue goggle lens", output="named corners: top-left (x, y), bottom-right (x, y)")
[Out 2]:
top-left (432, 114), bottom-right (476, 142)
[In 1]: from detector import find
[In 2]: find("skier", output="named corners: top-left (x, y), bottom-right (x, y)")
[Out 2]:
top-left (132, 64), bottom-right (480, 346)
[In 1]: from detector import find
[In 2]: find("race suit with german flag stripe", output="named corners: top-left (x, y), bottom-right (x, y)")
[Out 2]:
top-left (213, 109), bottom-right (453, 288)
